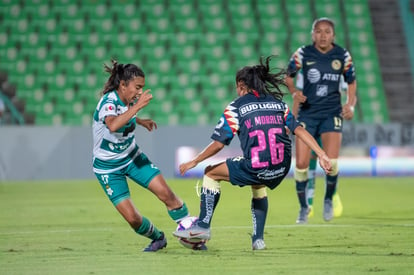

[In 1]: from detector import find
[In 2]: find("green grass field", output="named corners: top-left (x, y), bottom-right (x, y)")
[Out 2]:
top-left (1, 177), bottom-right (413, 275)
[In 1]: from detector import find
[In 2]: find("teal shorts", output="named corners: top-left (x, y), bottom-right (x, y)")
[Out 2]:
top-left (95, 152), bottom-right (161, 206)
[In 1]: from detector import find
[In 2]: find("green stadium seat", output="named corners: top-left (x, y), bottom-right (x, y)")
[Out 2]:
top-left (0, 0), bottom-right (390, 126)
top-left (35, 112), bottom-right (63, 126)
top-left (198, 2), bottom-right (226, 18)
top-left (64, 113), bottom-right (92, 126)
top-left (314, 0), bottom-right (342, 18)
top-left (286, 0), bottom-right (313, 28)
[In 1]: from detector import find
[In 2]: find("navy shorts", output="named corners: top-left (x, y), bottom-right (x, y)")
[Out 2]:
top-left (298, 115), bottom-right (343, 138)
top-left (226, 156), bottom-right (291, 190)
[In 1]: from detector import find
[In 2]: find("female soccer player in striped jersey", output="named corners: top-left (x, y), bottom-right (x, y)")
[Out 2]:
top-left (92, 60), bottom-right (189, 252)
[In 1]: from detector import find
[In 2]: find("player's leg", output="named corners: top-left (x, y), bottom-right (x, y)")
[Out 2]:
top-left (95, 171), bottom-right (166, 252)
top-left (116, 198), bottom-right (167, 252)
top-left (321, 131), bottom-right (342, 221)
top-left (147, 174), bottom-right (189, 222)
top-left (306, 152), bottom-right (317, 218)
top-left (172, 174), bottom-right (218, 240)
top-left (294, 136), bottom-right (312, 224)
top-left (128, 153), bottom-right (191, 251)
top-left (173, 161), bottom-right (228, 240)
top-left (251, 185), bottom-right (267, 250)
top-left (128, 153), bottom-right (189, 224)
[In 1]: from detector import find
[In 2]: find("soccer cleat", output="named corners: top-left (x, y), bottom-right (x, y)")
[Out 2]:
top-left (323, 199), bottom-right (333, 222)
top-left (173, 224), bottom-right (211, 240)
top-left (143, 232), bottom-right (167, 252)
top-left (193, 243), bottom-right (208, 251)
top-left (296, 207), bottom-right (310, 224)
top-left (333, 193), bottom-right (343, 217)
top-left (252, 239), bottom-right (266, 250)
top-left (307, 205), bottom-right (314, 218)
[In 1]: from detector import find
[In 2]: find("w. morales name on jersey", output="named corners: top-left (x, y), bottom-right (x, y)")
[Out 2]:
top-left (240, 102), bottom-right (285, 116)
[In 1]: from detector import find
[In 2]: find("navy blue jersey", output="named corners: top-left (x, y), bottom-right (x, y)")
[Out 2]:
top-left (211, 92), bottom-right (300, 172)
top-left (287, 44), bottom-right (356, 119)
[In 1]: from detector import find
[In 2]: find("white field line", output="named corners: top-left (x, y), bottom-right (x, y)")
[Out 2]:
top-left (1, 223), bottom-right (413, 236)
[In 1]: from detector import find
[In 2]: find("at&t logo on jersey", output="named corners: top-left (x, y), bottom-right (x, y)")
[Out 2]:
top-left (307, 68), bottom-right (321, 83)
top-left (307, 69), bottom-right (340, 83)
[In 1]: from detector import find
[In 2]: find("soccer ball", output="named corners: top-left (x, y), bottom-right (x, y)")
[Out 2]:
top-left (176, 216), bottom-right (206, 250)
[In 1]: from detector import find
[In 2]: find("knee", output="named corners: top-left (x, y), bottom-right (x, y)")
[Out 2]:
top-left (202, 175), bottom-right (221, 193)
top-left (328, 159), bottom-right (338, 176)
top-left (252, 186), bottom-right (267, 199)
top-left (294, 167), bottom-right (309, 182)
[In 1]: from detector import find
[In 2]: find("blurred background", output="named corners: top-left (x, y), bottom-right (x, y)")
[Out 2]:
top-left (0, 0), bottom-right (413, 180)
top-left (1, 0), bottom-right (414, 126)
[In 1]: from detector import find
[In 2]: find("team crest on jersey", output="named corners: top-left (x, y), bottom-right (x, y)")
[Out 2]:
top-left (316, 85), bottom-right (328, 97)
top-left (108, 143), bottom-right (114, 150)
top-left (105, 185), bottom-right (113, 196)
top-left (105, 105), bottom-right (114, 111)
top-left (331, 59), bottom-right (342, 70)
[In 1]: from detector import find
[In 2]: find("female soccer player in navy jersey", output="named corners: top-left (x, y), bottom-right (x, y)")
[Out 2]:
top-left (286, 18), bottom-right (357, 224)
top-left (173, 56), bottom-right (332, 250)
top-left (92, 60), bottom-right (189, 252)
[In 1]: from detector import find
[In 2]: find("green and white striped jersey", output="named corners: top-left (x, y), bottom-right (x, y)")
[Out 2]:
top-left (92, 90), bottom-right (141, 174)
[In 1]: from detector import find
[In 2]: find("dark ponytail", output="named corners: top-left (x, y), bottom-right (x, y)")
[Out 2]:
top-left (102, 60), bottom-right (145, 95)
top-left (236, 55), bottom-right (286, 100)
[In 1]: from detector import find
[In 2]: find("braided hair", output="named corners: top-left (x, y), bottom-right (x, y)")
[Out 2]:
top-left (235, 55), bottom-right (286, 100)
top-left (102, 60), bottom-right (145, 95)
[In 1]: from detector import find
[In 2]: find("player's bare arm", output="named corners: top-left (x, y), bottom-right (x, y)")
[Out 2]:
top-left (179, 141), bottom-right (225, 175)
top-left (342, 81), bottom-right (357, 120)
top-left (294, 126), bottom-right (332, 174)
top-left (286, 75), bottom-right (307, 103)
top-left (105, 90), bottom-right (152, 132)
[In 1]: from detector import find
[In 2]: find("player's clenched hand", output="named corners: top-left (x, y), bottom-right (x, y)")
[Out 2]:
top-left (341, 104), bottom-right (354, 120)
top-left (293, 90), bottom-right (307, 103)
top-left (179, 160), bottom-right (197, 176)
top-left (135, 89), bottom-right (153, 110)
top-left (318, 154), bottom-right (332, 174)
top-left (137, 118), bottom-right (157, 131)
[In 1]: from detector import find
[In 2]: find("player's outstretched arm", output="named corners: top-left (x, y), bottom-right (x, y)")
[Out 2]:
top-left (179, 141), bottom-right (225, 176)
top-left (294, 126), bottom-right (332, 174)
top-left (136, 118), bottom-right (157, 131)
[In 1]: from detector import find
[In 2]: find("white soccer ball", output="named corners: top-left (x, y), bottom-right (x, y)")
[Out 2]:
top-left (176, 216), bottom-right (206, 250)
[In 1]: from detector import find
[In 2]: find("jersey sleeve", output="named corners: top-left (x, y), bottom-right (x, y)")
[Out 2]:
top-left (210, 102), bottom-right (239, 145)
top-left (343, 49), bottom-right (356, 83)
top-left (287, 47), bottom-right (304, 77)
top-left (284, 103), bottom-right (301, 133)
top-left (98, 98), bottom-right (117, 123)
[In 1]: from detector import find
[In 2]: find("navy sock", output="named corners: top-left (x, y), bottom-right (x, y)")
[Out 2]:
top-left (197, 187), bottom-right (220, 228)
top-left (296, 180), bottom-right (308, 208)
top-left (325, 174), bottom-right (338, 200)
top-left (251, 197), bottom-right (268, 242)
